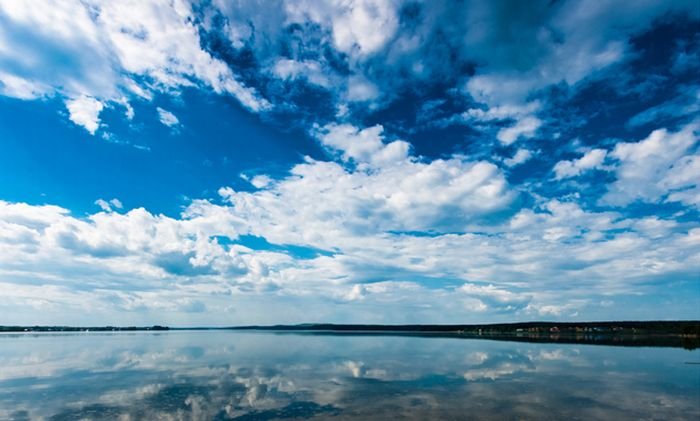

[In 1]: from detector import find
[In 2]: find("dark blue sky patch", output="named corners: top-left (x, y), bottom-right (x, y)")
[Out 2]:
top-left (236, 235), bottom-right (336, 259)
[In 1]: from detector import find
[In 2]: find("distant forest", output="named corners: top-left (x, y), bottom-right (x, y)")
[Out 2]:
top-left (227, 321), bottom-right (700, 335)
top-left (3, 321), bottom-right (697, 349)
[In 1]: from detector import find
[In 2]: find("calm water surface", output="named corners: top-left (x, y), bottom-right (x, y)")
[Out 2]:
top-left (0, 331), bottom-right (698, 420)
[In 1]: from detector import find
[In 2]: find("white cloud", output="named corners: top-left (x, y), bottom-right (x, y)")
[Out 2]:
top-left (504, 149), bottom-right (532, 167)
top-left (2, 0), bottom-right (692, 133)
top-left (271, 59), bottom-right (331, 88)
top-left (210, 0), bottom-right (399, 106)
top-left (65, 96), bottom-right (104, 135)
top-left (95, 200), bottom-right (112, 212)
top-left (316, 123), bottom-right (410, 167)
top-left (343, 284), bottom-right (365, 302)
top-left (92, 0), bottom-right (270, 112)
top-left (219, 157), bottom-right (514, 242)
top-left (0, 0), bottom-right (118, 99)
top-left (602, 122), bottom-right (700, 208)
top-left (95, 198), bottom-right (123, 212)
top-left (327, 0), bottom-right (399, 56)
top-left (4, 119), bottom-right (692, 322)
top-left (214, 124), bottom-right (514, 245)
top-left (459, 283), bottom-right (531, 312)
top-left (1, 178), bottom-right (699, 324)
top-left (0, 72), bottom-right (50, 99)
top-left (156, 107), bottom-right (180, 128)
top-left (2, 1), bottom-right (700, 324)
top-left (665, 155), bottom-right (700, 207)
top-left (464, 102), bottom-right (541, 123)
top-left (0, 0), bottom-right (269, 131)
top-left (497, 116), bottom-right (542, 145)
top-left (123, 102), bottom-right (135, 120)
top-left (553, 148), bottom-right (607, 179)
top-left (250, 175), bottom-right (272, 189)
top-left (345, 75), bottom-right (380, 102)
top-left (209, 0), bottom-right (699, 117)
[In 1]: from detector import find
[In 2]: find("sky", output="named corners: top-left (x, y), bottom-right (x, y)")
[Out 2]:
top-left (0, 0), bottom-right (699, 326)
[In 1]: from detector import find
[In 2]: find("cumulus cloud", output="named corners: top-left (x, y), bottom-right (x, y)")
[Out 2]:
top-left (316, 123), bottom-right (410, 168)
top-left (0, 71), bottom-right (50, 100)
top-left (65, 96), bottom-right (104, 135)
top-left (218, 124), bottom-right (515, 241)
top-left (5, 108), bottom-right (700, 323)
top-left (345, 75), bottom-right (381, 102)
top-left (553, 149), bottom-right (607, 179)
top-left (250, 175), bottom-right (273, 189)
top-left (459, 283), bottom-right (531, 313)
top-left (0, 0), bottom-right (269, 131)
top-left (219, 157), bottom-right (514, 240)
top-left (2, 188), bottom-right (698, 324)
top-left (328, 0), bottom-right (399, 56)
top-left (602, 122), bottom-right (700, 208)
top-left (200, 0), bottom-right (699, 121)
top-left (0, 200), bottom-right (271, 301)
top-left (2, 0), bottom-right (697, 133)
top-left (1, 1), bottom-right (700, 324)
top-left (210, 0), bottom-right (398, 106)
top-left (504, 149), bottom-right (532, 167)
top-left (497, 117), bottom-right (542, 145)
top-left (271, 59), bottom-right (332, 88)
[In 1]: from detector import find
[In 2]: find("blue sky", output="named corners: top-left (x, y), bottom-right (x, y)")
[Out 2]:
top-left (0, 0), bottom-right (698, 326)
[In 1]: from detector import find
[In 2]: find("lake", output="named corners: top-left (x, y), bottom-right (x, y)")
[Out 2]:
top-left (0, 331), bottom-right (698, 420)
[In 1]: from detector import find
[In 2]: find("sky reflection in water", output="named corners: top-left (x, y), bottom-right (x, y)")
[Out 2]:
top-left (0, 331), bottom-right (698, 420)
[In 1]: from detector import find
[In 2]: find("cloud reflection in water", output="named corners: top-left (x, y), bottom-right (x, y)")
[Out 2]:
top-left (0, 331), bottom-right (698, 420)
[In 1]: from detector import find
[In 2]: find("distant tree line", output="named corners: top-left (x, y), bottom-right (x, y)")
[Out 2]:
top-left (0, 325), bottom-right (169, 332)
top-left (227, 321), bottom-right (700, 335)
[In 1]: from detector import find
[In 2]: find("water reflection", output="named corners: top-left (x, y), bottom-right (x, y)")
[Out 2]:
top-left (0, 331), bottom-right (698, 420)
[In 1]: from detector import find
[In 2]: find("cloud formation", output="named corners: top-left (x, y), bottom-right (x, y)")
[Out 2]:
top-left (2, 117), bottom-right (700, 324)
top-left (603, 122), bottom-right (700, 208)
top-left (157, 107), bottom-right (180, 128)
top-left (1, 0), bottom-right (699, 134)
top-left (65, 96), bottom-right (104, 134)
top-left (0, 0), bottom-right (269, 135)
top-left (554, 149), bottom-right (607, 180)
top-left (0, 1), bottom-right (699, 324)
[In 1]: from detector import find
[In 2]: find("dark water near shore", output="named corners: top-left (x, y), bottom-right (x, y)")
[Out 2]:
top-left (0, 331), bottom-right (698, 420)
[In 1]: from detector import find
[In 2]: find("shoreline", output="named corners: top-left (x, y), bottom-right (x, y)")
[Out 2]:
top-left (2, 321), bottom-right (698, 349)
